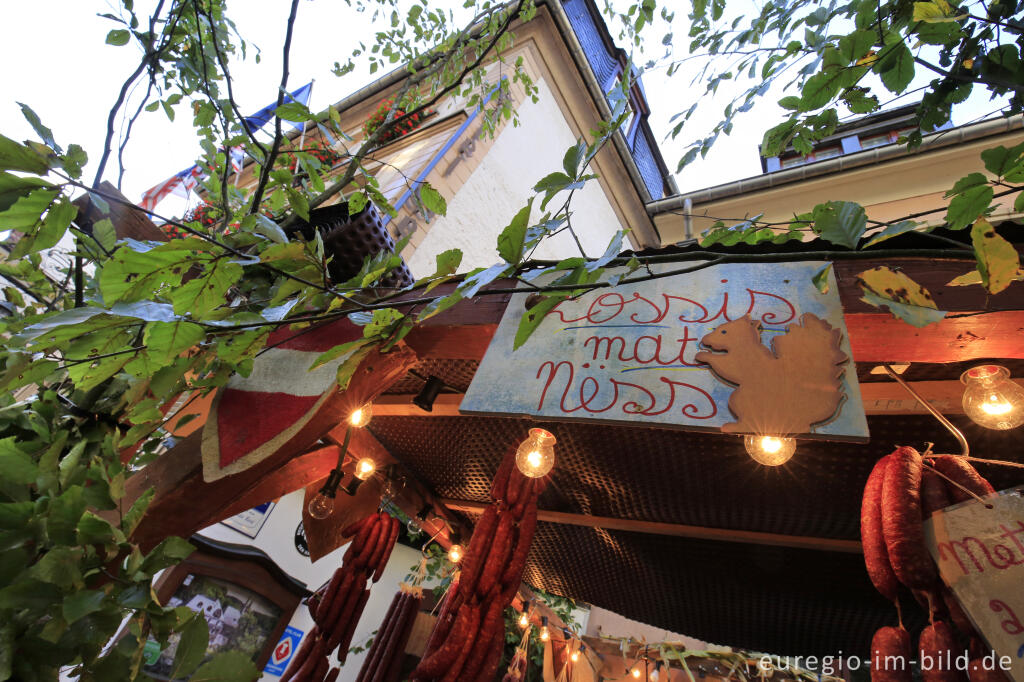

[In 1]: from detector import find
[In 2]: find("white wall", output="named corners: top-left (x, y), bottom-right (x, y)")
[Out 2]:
top-left (407, 76), bottom-right (626, 276)
top-left (198, 490), bottom-right (427, 681)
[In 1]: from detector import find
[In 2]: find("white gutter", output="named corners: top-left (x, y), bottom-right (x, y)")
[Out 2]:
top-left (647, 115), bottom-right (1024, 215)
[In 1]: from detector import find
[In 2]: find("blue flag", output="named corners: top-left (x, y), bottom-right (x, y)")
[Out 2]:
top-left (242, 81), bottom-right (313, 134)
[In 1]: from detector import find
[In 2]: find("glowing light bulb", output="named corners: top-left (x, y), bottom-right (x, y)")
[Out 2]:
top-left (540, 626), bottom-right (550, 641)
top-left (349, 403), bottom-right (373, 428)
top-left (631, 667), bottom-right (641, 678)
top-left (515, 428), bottom-right (556, 478)
top-left (518, 612), bottom-right (529, 628)
top-left (307, 492), bottom-right (334, 520)
top-left (570, 650), bottom-right (580, 663)
top-left (354, 458), bottom-right (376, 480)
top-left (447, 544), bottom-right (464, 564)
top-left (961, 365), bottom-right (1024, 430)
top-left (743, 435), bottom-right (796, 466)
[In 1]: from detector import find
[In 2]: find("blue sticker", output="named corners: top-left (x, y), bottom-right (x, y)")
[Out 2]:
top-left (264, 626), bottom-right (303, 676)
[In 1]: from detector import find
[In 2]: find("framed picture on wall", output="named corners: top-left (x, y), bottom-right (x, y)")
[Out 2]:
top-left (142, 535), bottom-right (309, 678)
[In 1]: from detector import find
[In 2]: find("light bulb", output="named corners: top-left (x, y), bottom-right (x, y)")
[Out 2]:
top-left (540, 625), bottom-right (550, 641)
top-left (518, 612), bottom-right (529, 628)
top-left (570, 650), bottom-right (580, 663)
top-left (515, 428), bottom-right (556, 478)
top-left (349, 403), bottom-right (372, 428)
top-left (743, 435), bottom-right (796, 466)
top-left (447, 544), bottom-right (464, 563)
top-left (354, 458), bottom-right (376, 480)
top-left (631, 668), bottom-right (641, 678)
top-left (961, 365), bottom-right (1024, 430)
top-left (307, 492), bottom-right (334, 520)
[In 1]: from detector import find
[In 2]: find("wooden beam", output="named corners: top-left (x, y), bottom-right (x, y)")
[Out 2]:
top-left (126, 345), bottom-right (417, 551)
top-left (440, 498), bottom-right (862, 553)
top-left (371, 378), bottom-right (1024, 417)
top-left (845, 311), bottom-right (1024, 363)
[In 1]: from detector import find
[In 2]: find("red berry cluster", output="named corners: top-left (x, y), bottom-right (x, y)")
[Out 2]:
top-left (162, 203), bottom-right (240, 239)
top-left (363, 98), bottom-right (427, 143)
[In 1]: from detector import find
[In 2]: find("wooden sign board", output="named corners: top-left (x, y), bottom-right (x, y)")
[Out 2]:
top-left (925, 487), bottom-right (1024, 682)
top-left (461, 262), bottom-right (868, 440)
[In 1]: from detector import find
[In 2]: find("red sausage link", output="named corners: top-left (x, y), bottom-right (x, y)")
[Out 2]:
top-left (871, 626), bottom-right (912, 682)
top-left (882, 447), bottom-right (939, 589)
top-left (459, 505), bottom-right (499, 596)
top-left (919, 621), bottom-right (963, 682)
top-left (491, 448), bottom-right (516, 502)
top-left (372, 516), bottom-right (400, 583)
top-left (921, 467), bottom-right (953, 518)
top-left (931, 456), bottom-right (995, 502)
top-left (862, 455), bottom-right (900, 601)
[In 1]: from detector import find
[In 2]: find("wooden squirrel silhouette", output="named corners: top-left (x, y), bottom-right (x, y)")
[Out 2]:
top-left (694, 313), bottom-right (849, 435)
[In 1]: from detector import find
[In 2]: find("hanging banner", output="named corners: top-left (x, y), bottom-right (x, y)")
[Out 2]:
top-left (462, 262), bottom-right (868, 440)
top-left (925, 488), bottom-right (1024, 682)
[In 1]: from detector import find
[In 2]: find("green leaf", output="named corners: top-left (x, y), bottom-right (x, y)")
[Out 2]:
top-left (170, 260), bottom-right (242, 317)
top-left (137, 536), bottom-right (194, 577)
top-left (309, 337), bottom-right (373, 371)
top-left (348, 191), bottom-right (369, 216)
top-left (947, 172), bottom-right (988, 196)
top-left (93, 218), bottom-right (118, 252)
top-left (0, 437), bottom-right (37, 485)
top-left (63, 590), bottom-right (106, 625)
top-left (29, 546), bottom-right (81, 588)
top-left (170, 614), bottom-right (210, 679)
top-left (252, 214), bottom-right (288, 244)
top-left (190, 651), bottom-right (260, 682)
top-left (812, 263), bottom-right (833, 294)
top-left (12, 196), bottom-right (76, 258)
top-left (143, 321), bottom-right (204, 365)
top-left (77, 511), bottom-right (120, 545)
top-left (946, 185), bottom-right (993, 230)
top-left (364, 308), bottom-right (404, 338)
top-left (838, 30), bottom-right (876, 63)
top-left (563, 141), bottom-right (586, 177)
top-left (274, 101), bottom-right (313, 122)
top-left (0, 623), bottom-right (11, 680)
top-left (497, 200), bottom-right (533, 264)
top-left (47, 486), bottom-right (86, 545)
top-left (0, 133), bottom-right (50, 173)
top-left (0, 501), bottom-right (33, 530)
top-left (876, 41), bottom-right (914, 94)
top-left (971, 218), bottom-right (1020, 294)
top-left (800, 72), bottom-right (841, 111)
top-left (419, 183), bottom-right (447, 216)
top-left (514, 294), bottom-right (567, 350)
top-left (980, 143), bottom-right (1024, 178)
top-left (813, 201), bottom-right (867, 248)
top-left (0, 171), bottom-right (48, 213)
top-left (861, 288), bottom-right (947, 327)
top-left (285, 187), bottom-right (310, 221)
top-left (105, 29), bottom-right (130, 45)
top-left (1, 187), bottom-right (57, 235)
top-left (864, 220), bottom-right (922, 246)
top-left (336, 341), bottom-right (377, 391)
top-left (18, 103), bottom-right (59, 152)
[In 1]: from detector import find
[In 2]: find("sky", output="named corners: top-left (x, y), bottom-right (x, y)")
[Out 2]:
top-left (0, 0), bottom-right (1006, 214)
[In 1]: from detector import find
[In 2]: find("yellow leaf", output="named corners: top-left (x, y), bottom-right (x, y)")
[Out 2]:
top-left (857, 265), bottom-right (939, 308)
top-left (971, 217), bottom-right (1022, 294)
top-left (856, 50), bottom-right (878, 66)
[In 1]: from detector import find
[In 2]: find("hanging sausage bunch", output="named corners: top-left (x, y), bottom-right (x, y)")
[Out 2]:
top-left (282, 511), bottom-right (401, 682)
top-left (860, 447), bottom-right (1003, 682)
top-left (411, 447), bottom-right (546, 682)
top-left (356, 583), bottom-right (423, 682)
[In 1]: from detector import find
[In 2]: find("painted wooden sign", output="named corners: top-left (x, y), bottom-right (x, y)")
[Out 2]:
top-left (461, 262), bottom-right (869, 440)
top-left (925, 487), bottom-right (1024, 682)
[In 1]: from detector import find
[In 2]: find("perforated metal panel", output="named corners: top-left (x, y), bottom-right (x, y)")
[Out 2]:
top-left (369, 413), bottom-right (1021, 656)
top-left (384, 359), bottom-right (480, 395)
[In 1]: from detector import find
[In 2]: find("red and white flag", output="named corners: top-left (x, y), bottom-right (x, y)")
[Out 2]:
top-left (201, 319), bottom-right (362, 481)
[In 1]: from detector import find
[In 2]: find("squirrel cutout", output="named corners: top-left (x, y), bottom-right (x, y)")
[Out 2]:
top-left (694, 313), bottom-right (849, 435)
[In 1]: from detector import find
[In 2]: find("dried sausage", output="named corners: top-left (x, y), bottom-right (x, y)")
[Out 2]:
top-left (420, 584), bottom-right (463, 662)
top-left (342, 515), bottom-right (371, 538)
top-left (882, 446), bottom-right (938, 589)
top-left (460, 599), bottom-right (506, 681)
top-left (316, 567), bottom-right (349, 625)
top-left (414, 602), bottom-right (480, 679)
top-left (335, 588), bottom-right (371, 664)
top-left (500, 502), bottom-right (537, 597)
top-left (357, 592), bottom-right (403, 682)
top-left (365, 514), bottom-right (395, 576)
top-left (439, 604), bottom-right (486, 682)
top-left (919, 621), bottom-right (962, 682)
top-left (319, 569), bottom-right (355, 631)
top-left (871, 626), bottom-right (912, 682)
top-left (379, 593), bottom-right (423, 682)
top-left (478, 510), bottom-right (515, 599)
top-left (862, 455), bottom-right (900, 601)
top-left (921, 468), bottom-right (953, 518)
top-left (491, 449), bottom-right (516, 502)
top-left (931, 457), bottom-right (995, 503)
top-left (459, 505), bottom-right (499, 596)
top-left (372, 516), bottom-right (400, 583)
